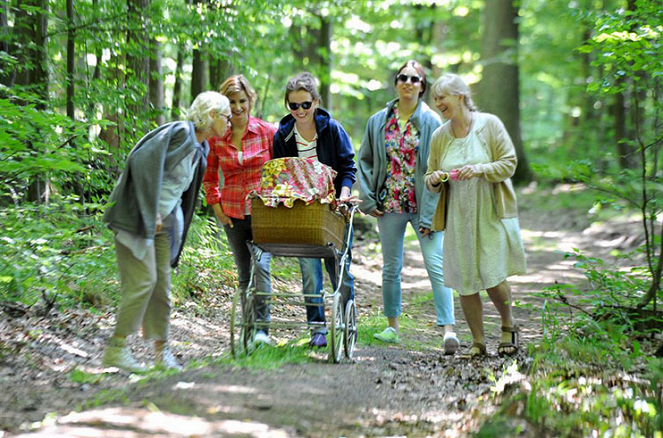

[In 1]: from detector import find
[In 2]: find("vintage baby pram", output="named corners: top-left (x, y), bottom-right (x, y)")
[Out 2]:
top-left (229, 158), bottom-right (358, 363)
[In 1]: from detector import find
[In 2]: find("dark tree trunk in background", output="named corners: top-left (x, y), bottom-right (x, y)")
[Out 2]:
top-left (318, 15), bottom-right (332, 109)
top-left (15, 0), bottom-right (50, 203)
top-left (191, 47), bottom-right (206, 99)
top-left (478, 0), bottom-right (532, 184)
top-left (149, 39), bottom-right (165, 125)
top-left (0, 0), bottom-right (16, 87)
top-left (209, 58), bottom-right (232, 92)
top-left (66, 0), bottom-right (75, 120)
top-left (127, 0), bottom-right (150, 115)
top-left (171, 46), bottom-right (185, 120)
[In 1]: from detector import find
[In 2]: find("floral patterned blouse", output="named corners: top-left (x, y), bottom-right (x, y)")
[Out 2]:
top-left (381, 106), bottom-right (419, 214)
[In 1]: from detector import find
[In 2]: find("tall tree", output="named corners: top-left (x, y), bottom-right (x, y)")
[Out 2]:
top-left (149, 38), bottom-right (165, 125)
top-left (66, 0), bottom-right (75, 120)
top-left (126, 0), bottom-right (150, 116)
top-left (477, 0), bottom-right (532, 183)
top-left (14, 0), bottom-right (50, 203)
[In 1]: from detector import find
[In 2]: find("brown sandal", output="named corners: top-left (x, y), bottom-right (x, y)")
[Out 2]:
top-left (469, 342), bottom-right (487, 357)
top-left (498, 326), bottom-right (520, 356)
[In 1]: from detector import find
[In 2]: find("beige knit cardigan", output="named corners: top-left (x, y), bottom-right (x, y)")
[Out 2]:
top-left (424, 112), bottom-right (518, 231)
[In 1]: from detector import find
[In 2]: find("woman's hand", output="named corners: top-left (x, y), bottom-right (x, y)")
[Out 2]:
top-left (339, 194), bottom-right (362, 205)
top-left (456, 165), bottom-right (478, 180)
top-left (339, 187), bottom-right (362, 206)
top-left (418, 226), bottom-right (433, 238)
top-left (428, 170), bottom-right (449, 186)
top-left (212, 203), bottom-right (233, 228)
top-left (368, 209), bottom-right (384, 217)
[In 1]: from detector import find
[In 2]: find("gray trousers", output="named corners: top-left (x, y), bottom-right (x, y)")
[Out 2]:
top-left (112, 232), bottom-right (172, 341)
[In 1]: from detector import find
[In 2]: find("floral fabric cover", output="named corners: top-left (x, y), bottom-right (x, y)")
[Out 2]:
top-left (252, 157), bottom-right (337, 208)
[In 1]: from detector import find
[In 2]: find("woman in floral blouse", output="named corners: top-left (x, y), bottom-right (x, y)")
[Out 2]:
top-left (203, 75), bottom-right (276, 346)
top-left (357, 61), bottom-right (458, 353)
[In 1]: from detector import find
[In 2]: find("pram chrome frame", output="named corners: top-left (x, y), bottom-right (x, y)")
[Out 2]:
top-left (230, 205), bottom-right (358, 363)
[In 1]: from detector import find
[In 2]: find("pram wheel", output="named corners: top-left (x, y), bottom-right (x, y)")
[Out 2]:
top-left (328, 293), bottom-right (344, 363)
top-left (344, 299), bottom-right (357, 359)
top-left (230, 289), bottom-right (256, 357)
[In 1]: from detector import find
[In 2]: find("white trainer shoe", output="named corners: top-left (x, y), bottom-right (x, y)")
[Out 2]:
top-left (443, 331), bottom-right (460, 355)
top-left (155, 347), bottom-right (183, 371)
top-left (252, 331), bottom-right (271, 346)
top-left (102, 345), bottom-right (146, 373)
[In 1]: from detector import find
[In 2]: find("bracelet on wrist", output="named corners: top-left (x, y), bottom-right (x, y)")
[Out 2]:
top-left (439, 172), bottom-right (450, 183)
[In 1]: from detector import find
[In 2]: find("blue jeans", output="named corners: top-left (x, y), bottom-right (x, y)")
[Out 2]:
top-left (300, 230), bottom-right (355, 334)
top-left (377, 212), bottom-right (454, 326)
top-left (223, 216), bottom-right (272, 332)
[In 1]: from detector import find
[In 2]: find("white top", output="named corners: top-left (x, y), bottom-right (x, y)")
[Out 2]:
top-left (295, 124), bottom-right (318, 159)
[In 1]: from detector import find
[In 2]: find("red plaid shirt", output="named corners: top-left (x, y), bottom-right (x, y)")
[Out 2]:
top-left (203, 116), bottom-right (276, 219)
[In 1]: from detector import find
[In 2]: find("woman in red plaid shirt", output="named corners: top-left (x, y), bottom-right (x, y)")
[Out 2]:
top-left (203, 75), bottom-right (276, 346)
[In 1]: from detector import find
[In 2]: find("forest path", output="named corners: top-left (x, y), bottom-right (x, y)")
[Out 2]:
top-left (2, 187), bottom-right (642, 437)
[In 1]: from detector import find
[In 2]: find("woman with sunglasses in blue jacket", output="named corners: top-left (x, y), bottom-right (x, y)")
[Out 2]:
top-left (273, 72), bottom-right (358, 349)
top-left (357, 60), bottom-right (457, 353)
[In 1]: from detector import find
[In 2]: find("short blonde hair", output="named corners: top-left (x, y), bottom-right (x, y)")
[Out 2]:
top-left (431, 74), bottom-right (478, 111)
top-left (186, 91), bottom-right (230, 132)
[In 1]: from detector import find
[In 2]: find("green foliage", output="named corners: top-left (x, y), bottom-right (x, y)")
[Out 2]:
top-left (69, 368), bottom-right (104, 384)
top-left (172, 214), bottom-right (237, 305)
top-left (217, 338), bottom-right (316, 369)
top-left (0, 196), bottom-right (118, 309)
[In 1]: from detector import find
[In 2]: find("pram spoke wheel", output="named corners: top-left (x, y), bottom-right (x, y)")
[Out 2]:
top-left (344, 299), bottom-right (357, 359)
top-left (241, 294), bottom-right (257, 352)
top-left (329, 293), bottom-right (344, 363)
top-left (230, 289), bottom-right (256, 357)
top-left (230, 289), bottom-right (242, 357)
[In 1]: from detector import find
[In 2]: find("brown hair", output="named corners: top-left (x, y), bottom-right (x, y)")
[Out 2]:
top-left (394, 60), bottom-right (427, 98)
top-left (219, 75), bottom-right (257, 106)
top-left (284, 72), bottom-right (321, 109)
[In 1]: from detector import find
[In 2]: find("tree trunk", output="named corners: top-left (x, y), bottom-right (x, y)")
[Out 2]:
top-left (66, 0), bottom-right (75, 120)
top-left (191, 47), bottom-right (206, 99)
top-left (15, 0), bottom-right (50, 203)
top-left (127, 0), bottom-right (150, 116)
top-left (171, 46), bottom-right (185, 120)
top-left (318, 15), bottom-right (332, 110)
top-left (0, 0), bottom-right (15, 88)
top-left (478, 0), bottom-right (532, 184)
top-left (149, 39), bottom-right (165, 125)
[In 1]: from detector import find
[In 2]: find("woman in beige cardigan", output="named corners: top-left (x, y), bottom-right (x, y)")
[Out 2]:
top-left (424, 74), bottom-right (526, 357)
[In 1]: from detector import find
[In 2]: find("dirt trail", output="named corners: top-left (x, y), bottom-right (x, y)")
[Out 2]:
top-left (0, 190), bottom-right (643, 437)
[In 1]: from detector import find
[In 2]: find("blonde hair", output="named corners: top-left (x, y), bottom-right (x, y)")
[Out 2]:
top-left (186, 91), bottom-right (230, 132)
top-left (431, 74), bottom-right (478, 111)
top-left (219, 75), bottom-right (257, 106)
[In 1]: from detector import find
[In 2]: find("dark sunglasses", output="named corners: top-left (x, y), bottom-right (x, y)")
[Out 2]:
top-left (397, 74), bottom-right (422, 84)
top-left (288, 101), bottom-right (313, 111)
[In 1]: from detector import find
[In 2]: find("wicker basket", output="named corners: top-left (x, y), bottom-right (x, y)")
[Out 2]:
top-left (251, 198), bottom-right (346, 249)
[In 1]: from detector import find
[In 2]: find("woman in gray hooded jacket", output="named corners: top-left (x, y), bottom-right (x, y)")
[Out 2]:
top-left (102, 91), bottom-right (231, 372)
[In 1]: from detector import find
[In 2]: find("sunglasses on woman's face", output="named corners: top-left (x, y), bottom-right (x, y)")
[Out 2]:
top-left (288, 101), bottom-right (313, 111)
top-left (397, 74), bottom-right (422, 84)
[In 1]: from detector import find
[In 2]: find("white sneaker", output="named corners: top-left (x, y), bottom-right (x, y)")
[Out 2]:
top-left (102, 345), bottom-right (146, 373)
top-left (155, 347), bottom-right (183, 371)
top-left (443, 331), bottom-right (460, 355)
top-left (252, 331), bottom-right (271, 346)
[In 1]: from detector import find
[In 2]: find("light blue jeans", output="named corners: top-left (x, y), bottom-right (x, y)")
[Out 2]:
top-left (377, 212), bottom-right (454, 326)
top-left (300, 230), bottom-right (355, 335)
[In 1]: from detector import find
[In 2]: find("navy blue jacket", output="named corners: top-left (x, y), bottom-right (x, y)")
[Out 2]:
top-left (273, 108), bottom-right (356, 197)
